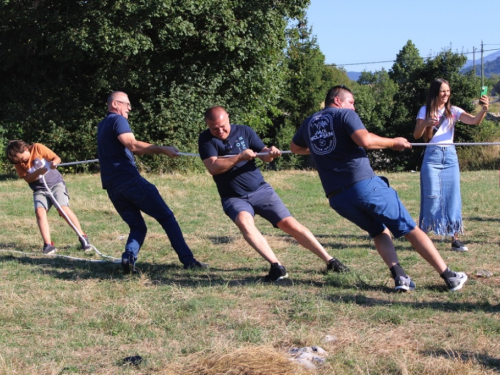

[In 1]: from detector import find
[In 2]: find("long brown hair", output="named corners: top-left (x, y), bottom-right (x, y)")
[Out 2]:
top-left (425, 78), bottom-right (452, 119)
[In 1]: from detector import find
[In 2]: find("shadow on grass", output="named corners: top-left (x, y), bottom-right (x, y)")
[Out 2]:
top-left (324, 292), bottom-right (500, 313)
top-left (467, 216), bottom-right (500, 223)
top-left (421, 349), bottom-right (500, 371)
top-left (0, 251), bottom-right (314, 287)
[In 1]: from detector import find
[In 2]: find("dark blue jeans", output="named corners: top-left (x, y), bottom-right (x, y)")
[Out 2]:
top-left (106, 176), bottom-right (195, 265)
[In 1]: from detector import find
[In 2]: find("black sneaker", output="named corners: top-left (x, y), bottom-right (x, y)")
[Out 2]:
top-left (327, 257), bottom-right (349, 273)
top-left (451, 239), bottom-right (468, 252)
top-left (42, 242), bottom-right (57, 255)
top-left (121, 252), bottom-right (137, 274)
top-left (444, 271), bottom-right (468, 292)
top-left (394, 275), bottom-right (416, 292)
top-left (264, 262), bottom-right (288, 282)
top-left (184, 259), bottom-right (209, 270)
top-left (79, 234), bottom-right (92, 251)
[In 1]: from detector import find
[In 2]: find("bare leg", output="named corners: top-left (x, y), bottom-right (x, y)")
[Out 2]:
top-left (234, 211), bottom-right (280, 264)
top-left (58, 206), bottom-right (85, 236)
top-left (373, 228), bottom-right (399, 268)
top-left (276, 216), bottom-right (332, 264)
top-left (404, 227), bottom-right (447, 274)
top-left (35, 207), bottom-right (51, 244)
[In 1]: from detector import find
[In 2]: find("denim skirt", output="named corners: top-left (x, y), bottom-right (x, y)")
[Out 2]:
top-left (419, 145), bottom-right (463, 236)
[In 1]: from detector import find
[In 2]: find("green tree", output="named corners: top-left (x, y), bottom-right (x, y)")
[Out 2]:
top-left (355, 41), bottom-right (481, 171)
top-left (271, 19), bottom-right (347, 169)
top-left (0, 0), bottom-right (309, 171)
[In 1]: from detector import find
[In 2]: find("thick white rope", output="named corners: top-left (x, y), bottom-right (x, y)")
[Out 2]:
top-left (53, 144), bottom-right (500, 168)
top-left (177, 150), bottom-right (293, 158)
top-left (6, 160), bottom-right (121, 263)
top-left (410, 142), bottom-right (500, 146)
top-left (58, 159), bottom-right (99, 167)
top-left (0, 249), bottom-right (119, 263)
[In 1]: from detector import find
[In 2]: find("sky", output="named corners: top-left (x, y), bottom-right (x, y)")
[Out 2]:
top-left (306, 0), bottom-right (500, 73)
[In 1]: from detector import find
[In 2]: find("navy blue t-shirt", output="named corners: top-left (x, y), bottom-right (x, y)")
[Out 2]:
top-left (97, 113), bottom-right (140, 189)
top-left (198, 124), bottom-right (266, 198)
top-left (292, 107), bottom-right (375, 196)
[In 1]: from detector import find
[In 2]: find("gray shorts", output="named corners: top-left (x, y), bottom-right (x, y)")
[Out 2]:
top-left (221, 183), bottom-right (291, 227)
top-left (33, 182), bottom-right (69, 211)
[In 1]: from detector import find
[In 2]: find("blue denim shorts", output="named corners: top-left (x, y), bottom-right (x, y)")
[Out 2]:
top-left (33, 182), bottom-right (69, 211)
top-left (328, 176), bottom-right (416, 238)
top-left (221, 183), bottom-right (291, 227)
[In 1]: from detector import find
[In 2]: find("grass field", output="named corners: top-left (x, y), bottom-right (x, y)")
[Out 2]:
top-left (0, 169), bottom-right (499, 374)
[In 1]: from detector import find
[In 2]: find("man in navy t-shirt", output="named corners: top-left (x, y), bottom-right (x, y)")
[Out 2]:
top-left (97, 91), bottom-right (207, 274)
top-left (198, 106), bottom-right (348, 282)
top-left (290, 85), bottom-right (468, 292)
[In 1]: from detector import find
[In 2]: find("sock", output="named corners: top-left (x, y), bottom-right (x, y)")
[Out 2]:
top-left (390, 263), bottom-right (406, 279)
top-left (440, 267), bottom-right (455, 280)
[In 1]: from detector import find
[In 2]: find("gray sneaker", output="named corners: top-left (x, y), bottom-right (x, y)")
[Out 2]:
top-left (444, 271), bottom-right (468, 292)
top-left (79, 234), bottom-right (92, 251)
top-left (394, 275), bottom-right (416, 292)
top-left (42, 242), bottom-right (57, 255)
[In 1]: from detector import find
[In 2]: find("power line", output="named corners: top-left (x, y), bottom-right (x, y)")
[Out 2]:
top-left (336, 47), bottom-right (500, 67)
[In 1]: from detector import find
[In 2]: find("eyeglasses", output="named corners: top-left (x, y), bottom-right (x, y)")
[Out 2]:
top-left (115, 100), bottom-right (132, 109)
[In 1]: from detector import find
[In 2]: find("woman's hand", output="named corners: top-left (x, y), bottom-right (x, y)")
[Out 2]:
top-left (479, 95), bottom-right (489, 112)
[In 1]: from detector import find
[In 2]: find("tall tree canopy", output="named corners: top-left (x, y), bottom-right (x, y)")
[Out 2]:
top-left (0, 0), bottom-right (309, 171)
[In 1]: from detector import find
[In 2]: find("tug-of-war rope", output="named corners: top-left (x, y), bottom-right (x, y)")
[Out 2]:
top-left (2, 141), bottom-right (500, 264)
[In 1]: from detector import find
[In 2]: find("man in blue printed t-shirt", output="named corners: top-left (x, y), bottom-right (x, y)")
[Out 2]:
top-left (198, 106), bottom-right (348, 282)
top-left (97, 91), bottom-right (207, 274)
top-left (290, 85), bottom-right (468, 292)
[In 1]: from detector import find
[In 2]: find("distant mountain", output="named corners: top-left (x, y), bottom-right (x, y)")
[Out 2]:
top-left (462, 50), bottom-right (500, 70)
top-left (348, 50), bottom-right (500, 82)
top-left (347, 71), bottom-right (361, 81)
top-left (461, 54), bottom-right (500, 78)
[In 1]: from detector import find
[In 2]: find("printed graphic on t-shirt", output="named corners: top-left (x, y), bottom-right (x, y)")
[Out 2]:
top-left (234, 136), bottom-right (247, 153)
top-left (308, 112), bottom-right (336, 155)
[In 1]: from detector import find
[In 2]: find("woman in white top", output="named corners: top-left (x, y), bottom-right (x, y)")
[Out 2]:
top-left (414, 78), bottom-right (488, 251)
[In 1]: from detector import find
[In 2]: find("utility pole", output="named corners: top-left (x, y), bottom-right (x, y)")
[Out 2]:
top-left (480, 40), bottom-right (484, 88)
top-left (472, 47), bottom-right (476, 75)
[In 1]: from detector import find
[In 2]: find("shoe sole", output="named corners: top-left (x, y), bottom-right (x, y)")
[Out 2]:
top-left (395, 285), bottom-right (416, 292)
top-left (451, 248), bottom-right (468, 252)
top-left (449, 274), bottom-right (468, 292)
top-left (43, 249), bottom-right (57, 255)
top-left (264, 273), bottom-right (289, 282)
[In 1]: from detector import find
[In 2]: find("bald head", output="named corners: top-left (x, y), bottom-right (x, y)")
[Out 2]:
top-left (204, 106), bottom-right (231, 140)
top-left (204, 106), bottom-right (229, 122)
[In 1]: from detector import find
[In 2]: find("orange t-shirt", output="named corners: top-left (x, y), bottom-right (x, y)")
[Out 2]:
top-left (14, 143), bottom-right (64, 190)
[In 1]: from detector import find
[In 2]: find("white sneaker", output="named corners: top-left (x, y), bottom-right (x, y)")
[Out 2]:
top-left (451, 240), bottom-right (468, 252)
top-left (445, 271), bottom-right (468, 292)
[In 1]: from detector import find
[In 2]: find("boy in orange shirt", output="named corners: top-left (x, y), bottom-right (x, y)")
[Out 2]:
top-left (6, 140), bottom-right (91, 254)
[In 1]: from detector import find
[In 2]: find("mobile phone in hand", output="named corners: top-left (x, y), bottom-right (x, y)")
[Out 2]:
top-left (480, 86), bottom-right (488, 97)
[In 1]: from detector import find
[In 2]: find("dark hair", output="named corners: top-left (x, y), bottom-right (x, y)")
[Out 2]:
top-left (324, 85), bottom-right (352, 106)
top-left (6, 140), bottom-right (31, 164)
top-left (425, 78), bottom-right (452, 119)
